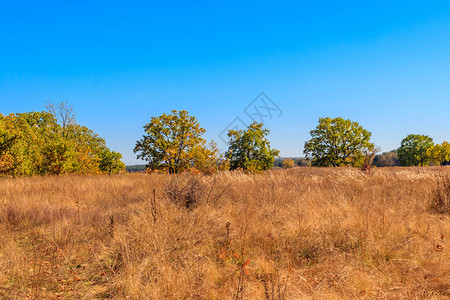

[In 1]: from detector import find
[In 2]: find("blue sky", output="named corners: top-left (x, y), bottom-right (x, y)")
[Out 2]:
top-left (1, 1), bottom-right (449, 164)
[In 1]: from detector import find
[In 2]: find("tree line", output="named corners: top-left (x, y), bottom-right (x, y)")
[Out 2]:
top-left (303, 118), bottom-right (449, 168)
top-left (134, 111), bottom-right (449, 173)
top-left (0, 102), bottom-right (125, 176)
top-left (1, 105), bottom-right (448, 177)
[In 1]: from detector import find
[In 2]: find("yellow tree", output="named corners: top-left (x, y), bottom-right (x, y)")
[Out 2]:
top-left (0, 113), bottom-right (20, 174)
top-left (191, 141), bottom-right (221, 174)
top-left (282, 158), bottom-right (295, 169)
top-left (134, 110), bottom-right (217, 174)
top-left (427, 141), bottom-right (450, 166)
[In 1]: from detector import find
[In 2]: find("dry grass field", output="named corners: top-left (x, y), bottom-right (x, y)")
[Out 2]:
top-left (0, 167), bottom-right (449, 299)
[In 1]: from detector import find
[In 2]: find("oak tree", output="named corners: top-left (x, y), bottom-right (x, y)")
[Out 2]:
top-left (134, 110), bottom-right (216, 173)
top-left (99, 149), bottom-right (126, 175)
top-left (304, 117), bottom-right (374, 167)
top-left (398, 134), bottom-right (434, 166)
top-left (226, 122), bottom-right (279, 172)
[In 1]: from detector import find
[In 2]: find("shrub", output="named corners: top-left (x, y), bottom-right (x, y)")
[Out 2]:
top-left (282, 158), bottom-right (295, 169)
top-left (164, 175), bottom-right (205, 208)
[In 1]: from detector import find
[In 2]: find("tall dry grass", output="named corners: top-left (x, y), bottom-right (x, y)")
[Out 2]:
top-left (0, 167), bottom-right (448, 299)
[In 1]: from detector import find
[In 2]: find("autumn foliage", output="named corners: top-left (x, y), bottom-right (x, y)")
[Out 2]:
top-left (134, 110), bottom-right (221, 174)
top-left (0, 103), bottom-right (124, 176)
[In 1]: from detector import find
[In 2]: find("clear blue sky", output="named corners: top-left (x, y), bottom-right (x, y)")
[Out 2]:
top-left (1, 1), bottom-right (449, 164)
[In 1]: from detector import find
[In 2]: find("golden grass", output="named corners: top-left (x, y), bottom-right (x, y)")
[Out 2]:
top-left (0, 167), bottom-right (449, 299)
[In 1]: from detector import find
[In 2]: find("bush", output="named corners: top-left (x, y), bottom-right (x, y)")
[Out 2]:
top-left (164, 175), bottom-right (205, 208)
top-left (282, 158), bottom-right (295, 169)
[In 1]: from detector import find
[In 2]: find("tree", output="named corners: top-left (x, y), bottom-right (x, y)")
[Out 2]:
top-left (282, 158), bottom-right (295, 169)
top-left (226, 122), bottom-right (279, 172)
top-left (191, 141), bottom-right (221, 174)
top-left (372, 150), bottom-right (400, 167)
top-left (0, 104), bottom-right (125, 177)
top-left (134, 110), bottom-right (215, 174)
top-left (427, 141), bottom-right (450, 166)
top-left (398, 134), bottom-right (434, 166)
top-left (304, 117), bottom-right (374, 167)
top-left (99, 149), bottom-right (126, 175)
top-left (296, 158), bottom-right (310, 167)
top-left (0, 114), bottom-right (20, 174)
top-left (41, 139), bottom-right (76, 174)
top-left (9, 112), bottom-right (58, 175)
top-left (46, 101), bottom-right (76, 138)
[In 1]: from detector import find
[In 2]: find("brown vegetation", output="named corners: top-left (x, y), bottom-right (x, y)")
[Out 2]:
top-left (0, 167), bottom-right (449, 299)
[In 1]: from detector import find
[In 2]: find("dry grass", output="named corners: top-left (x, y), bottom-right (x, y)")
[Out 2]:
top-left (0, 167), bottom-right (449, 299)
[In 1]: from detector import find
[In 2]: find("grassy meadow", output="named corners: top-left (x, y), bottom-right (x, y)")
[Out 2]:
top-left (0, 167), bottom-right (449, 299)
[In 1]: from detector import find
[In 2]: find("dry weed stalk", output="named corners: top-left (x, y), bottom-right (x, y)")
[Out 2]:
top-left (259, 273), bottom-right (288, 300)
top-left (164, 174), bottom-right (206, 208)
top-left (109, 215), bottom-right (114, 238)
top-left (151, 188), bottom-right (157, 223)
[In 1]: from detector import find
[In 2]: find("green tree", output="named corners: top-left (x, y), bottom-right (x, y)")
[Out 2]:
top-left (41, 139), bottom-right (76, 174)
top-left (40, 120), bottom-right (108, 175)
top-left (0, 103), bottom-right (125, 177)
top-left (10, 112), bottom-right (57, 175)
top-left (134, 110), bottom-right (215, 174)
top-left (427, 141), bottom-right (450, 166)
top-left (397, 134), bottom-right (434, 166)
top-left (226, 122), bottom-right (279, 172)
top-left (99, 149), bottom-right (126, 175)
top-left (304, 117), bottom-right (374, 167)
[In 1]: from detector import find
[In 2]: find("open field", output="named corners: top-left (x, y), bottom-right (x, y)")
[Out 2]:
top-left (0, 167), bottom-right (449, 299)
